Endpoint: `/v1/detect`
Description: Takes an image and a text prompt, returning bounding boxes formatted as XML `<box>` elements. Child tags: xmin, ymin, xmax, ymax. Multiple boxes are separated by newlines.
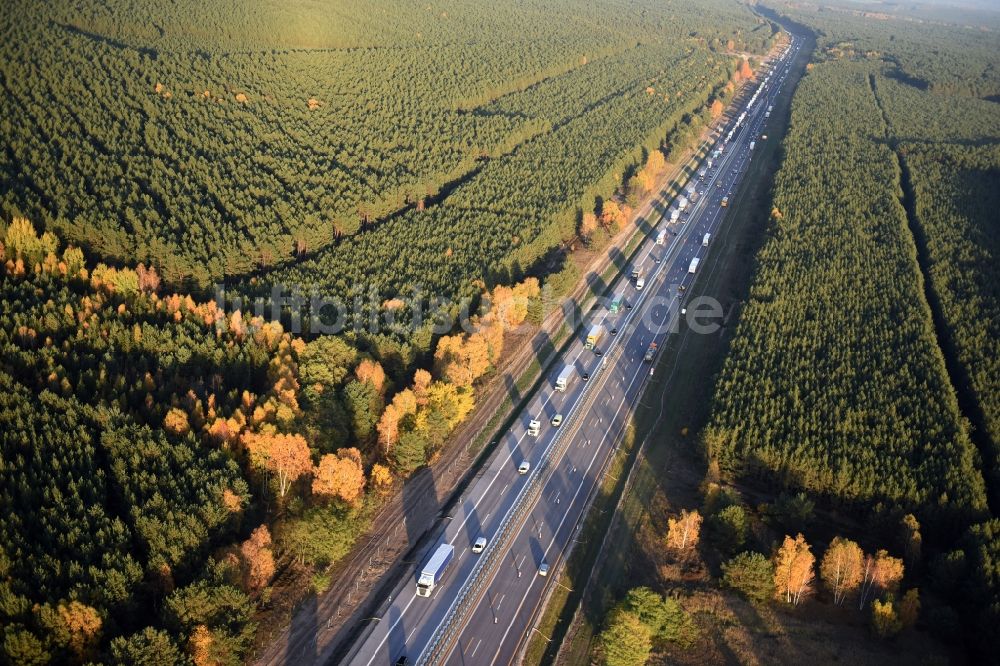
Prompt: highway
<box><xmin>342</xmin><ymin>35</ymin><xmax>802</xmax><ymax>666</ymax></box>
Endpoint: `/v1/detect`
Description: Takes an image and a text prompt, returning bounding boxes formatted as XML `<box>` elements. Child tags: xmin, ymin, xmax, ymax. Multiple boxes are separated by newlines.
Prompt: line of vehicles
<box><xmin>377</xmin><ymin>35</ymin><xmax>801</xmax><ymax>666</ymax></box>
<box><xmin>411</xmin><ymin>33</ymin><xmax>795</xmax><ymax>607</ymax></box>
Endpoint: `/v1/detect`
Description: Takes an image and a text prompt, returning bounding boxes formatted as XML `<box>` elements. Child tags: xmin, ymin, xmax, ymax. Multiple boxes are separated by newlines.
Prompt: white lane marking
<box><xmin>495</xmin><ymin>594</ymin><xmax>505</xmax><ymax>612</ymax></box>
<box><xmin>362</xmin><ymin>594</ymin><xmax>417</xmax><ymax>666</ymax></box>
<box><xmin>488</xmin><ymin>368</ymin><xmax>638</xmax><ymax>662</ymax></box>
<box><xmin>470</xmin><ymin>638</ymin><xmax>482</xmax><ymax>659</ymax></box>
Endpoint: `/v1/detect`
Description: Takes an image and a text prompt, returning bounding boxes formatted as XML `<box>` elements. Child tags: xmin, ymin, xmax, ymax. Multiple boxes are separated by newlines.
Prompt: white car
<box><xmin>472</xmin><ymin>537</ymin><xmax>487</xmax><ymax>554</ymax></box>
<box><xmin>551</xmin><ymin>414</ymin><xmax>563</xmax><ymax>427</ymax></box>
<box><xmin>518</xmin><ymin>461</ymin><xmax>531</xmax><ymax>475</ymax></box>
<box><xmin>538</xmin><ymin>562</ymin><xmax>550</xmax><ymax>577</ymax></box>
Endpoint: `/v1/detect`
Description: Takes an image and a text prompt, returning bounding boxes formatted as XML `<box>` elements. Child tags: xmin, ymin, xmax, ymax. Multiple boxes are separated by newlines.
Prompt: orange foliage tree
<box><xmin>188</xmin><ymin>624</ymin><xmax>214</xmax><ymax>666</ymax></box>
<box><xmin>243</xmin><ymin>432</ymin><xmax>312</xmax><ymax>498</ymax></box>
<box><xmin>312</xmin><ymin>448</ymin><xmax>366</xmax><ymax>504</ymax></box>
<box><xmin>858</xmin><ymin>549</ymin><xmax>904</xmax><ymax>609</ymax></box>
<box><xmin>240</xmin><ymin>525</ymin><xmax>275</xmax><ymax>591</ymax></box>
<box><xmin>56</xmin><ymin>601</ymin><xmax>102</xmax><ymax>662</ymax></box>
<box><xmin>355</xmin><ymin>359</ymin><xmax>386</xmax><ymax>394</ymax></box>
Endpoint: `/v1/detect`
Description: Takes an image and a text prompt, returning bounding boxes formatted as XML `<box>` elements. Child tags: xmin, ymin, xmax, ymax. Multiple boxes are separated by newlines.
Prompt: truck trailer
<box><xmin>555</xmin><ymin>366</ymin><xmax>573</xmax><ymax>392</ymax></box>
<box><xmin>703</xmin><ymin>233</ymin><xmax>711</xmax><ymax>247</ymax></box>
<box><xmin>644</xmin><ymin>342</ymin><xmax>657</xmax><ymax>363</ymax></box>
<box><xmin>656</xmin><ymin>229</ymin><xmax>667</xmax><ymax>245</ymax></box>
<box><xmin>688</xmin><ymin>257</ymin><xmax>700</xmax><ymax>274</ymax></box>
<box><xmin>585</xmin><ymin>325</ymin><xmax>604</xmax><ymax>349</ymax></box>
<box><xmin>670</xmin><ymin>208</ymin><xmax>680</xmax><ymax>222</ymax></box>
<box><xmin>416</xmin><ymin>544</ymin><xmax>455</xmax><ymax>597</ymax></box>
<box><xmin>677</xmin><ymin>195</ymin><xmax>688</xmax><ymax>211</ymax></box>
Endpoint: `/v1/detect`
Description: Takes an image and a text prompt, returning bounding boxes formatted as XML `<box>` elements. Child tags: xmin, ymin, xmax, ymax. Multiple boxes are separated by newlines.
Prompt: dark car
<box><xmin>625</xmin><ymin>301</ymin><xmax>634</xmax><ymax>310</ymax></box>
<box><xmin>610</xmin><ymin>327</ymin><xmax>618</xmax><ymax>336</ymax></box>
<box><xmin>582</xmin><ymin>371</ymin><xmax>590</xmax><ymax>381</ymax></box>
<box><xmin>594</xmin><ymin>348</ymin><xmax>604</xmax><ymax>357</ymax></box>
<box><xmin>396</xmin><ymin>658</ymin><xmax>409</xmax><ymax>666</ymax></box>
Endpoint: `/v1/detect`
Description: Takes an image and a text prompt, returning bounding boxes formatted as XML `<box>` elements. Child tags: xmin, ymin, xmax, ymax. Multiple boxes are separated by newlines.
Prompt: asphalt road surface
<box><xmin>342</xmin><ymin>36</ymin><xmax>802</xmax><ymax>666</ymax></box>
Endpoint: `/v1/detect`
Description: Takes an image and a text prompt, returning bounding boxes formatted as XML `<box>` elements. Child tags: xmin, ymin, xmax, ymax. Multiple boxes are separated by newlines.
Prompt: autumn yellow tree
<box><xmin>243</xmin><ymin>431</ymin><xmax>312</xmax><ymax>498</ymax></box>
<box><xmin>188</xmin><ymin>625</ymin><xmax>214</xmax><ymax>666</ymax></box>
<box><xmin>773</xmin><ymin>533</ymin><xmax>815</xmax><ymax>606</ymax></box>
<box><xmin>54</xmin><ymin>601</ymin><xmax>102</xmax><ymax>662</ymax></box>
<box><xmin>312</xmin><ymin>448</ymin><xmax>366</xmax><ymax>504</ymax></box>
<box><xmin>871</xmin><ymin>597</ymin><xmax>901</xmax><ymax>637</ymax></box>
<box><xmin>709</xmin><ymin>98</ymin><xmax>724</xmax><ymax>119</ymax></box>
<box><xmin>164</xmin><ymin>407</ymin><xmax>191</xmax><ymax>437</ymax></box>
<box><xmin>426</xmin><ymin>381</ymin><xmax>476</xmax><ymax>430</ymax></box>
<box><xmin>601</xmin><ymin>200</ymin><xmax>626</xmax><ymax>231</ymax></box>
<box><xmin>355</xmin><ymin>359</ymin><xmax>386</xmax><ymax>394</ymax></box>
<box><xmin>376</xmin><ymin>388</ymin><xmax>418</xmax><ymax>450</ymax></box>
<box><xmin>820</xmin><ymin>537</ymin><xmax>864</xmax><ymax>605</ymax></box>
<box><xmin>412</xmin><ymin>369</ymin><xmax>432</xmax><ymax>405</ymax></box>
<box><xmin>240</xmin><ymin>525</ymin><xmax>275</xmax><ymax>592</ymax></box>
<box><xmin>665</xmin><ymin>509</ymin><xmax>702</xmax><ymax>555</ymax></box>
<box><xmin>370</xmin><ymin>463</ymin><xmax>393</xmax><ymax>494</ymax></box>
<box><xmin>858</xmin><ymin>550</ymin><xmax>904</xmax><ymax>609</ymax></box>
<box><xmin>434</xmin><ymin>332</ymin><xmax>490</xmax><ymax>387</ymax></box>
<box><xmin>738</xmin><ymin>59</ymin><xmax>753</xmax><ymax>80</ymax></box>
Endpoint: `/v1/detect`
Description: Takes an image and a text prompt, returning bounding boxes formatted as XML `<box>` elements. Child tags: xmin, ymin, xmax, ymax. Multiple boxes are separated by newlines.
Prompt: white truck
<box><xmin>677</xmin><ymin>195</ymin><xmax>688</xmax><ymax>211</ymax></box>
<box><xmin>749</xmin><ymin>141</ymin><xmax>756</xmax><ymax>151</ymax></box>
<box><xmin>555</xmin><ymin>366</ymin><xmax>573</xmax><ymax>392</ymax></box>
<box><xmin>670</xmin><ymin>208</ymin><xmax>680</xmax><ymax>222</ymax></box>
<box><xmin>416</xmin><ymin>544</ymin><xmax>455</xmax><ymax>597</ymax></box>
<box><xmin>636</xmin><ymin>275</ymin><xmax>646</xmax><ymax>290</ymax></box>
<box><xmin>528</xmin><ymin>418</ymin><xmax>541</xmax><ymax>436</ymax></box>
<box><xmin>703</xmin><ymin>233</ymin><xmax>711</xmax><ymax>247</ymax></box>
<box><xmin>656</xmin><ymin>229</ymin><xmax>667</xmax><ymax>245</ymax></box>
<box><xmin>688</xmin><ymin>257</ymin><xmax>700</xmax><ymax>274</ymax></box>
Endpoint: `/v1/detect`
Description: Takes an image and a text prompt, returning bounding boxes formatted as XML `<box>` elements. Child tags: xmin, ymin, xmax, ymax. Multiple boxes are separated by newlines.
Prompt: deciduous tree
<box><xmin>240</xmin><ymin>525</ymin><xmax>275</xmax><ymax>592</ymax></box>
<box><xmin>773</xmin><ymin>533</ymin><xmax>815</xmax><ymax>606</ymax></box>
<box><xmin>859</xmin><ymin>549</ymin><xmax>904</xmax><ymax>609</ymax></box>
<box><xmin>52</xmin><ymin>601</ymin><xmax>102</xmax><ymax>662</ymax></box>
<box><xmin>243</xmin><ymin>432</ymin><xmax>312</xmax><ymax>498</ymax></box>
<box><xmin>820</xmin><ymin>537</ymin><xmax>864</xmax><ymax>605</ymax></box>
<box><xmin>312</xmin><ymin>448</ymin><xmax>366</xmax><ymax>504</ymax></box>
<box><xmin>871</xmin><ymin>597</ymin><xmax>902</xmax><ymax>638</ymax></box>
<box><xmin>666</xmin><ymin>509</ymin><xmax>702</xmax><ymax>555</ymax></box>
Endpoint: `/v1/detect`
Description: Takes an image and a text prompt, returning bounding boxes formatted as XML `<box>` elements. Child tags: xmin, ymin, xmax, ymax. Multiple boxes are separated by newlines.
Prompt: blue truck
<box><xmin>416</xmin><ymin>543</ymin><xmax>455</xmax><ymax>597</ymax></box>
